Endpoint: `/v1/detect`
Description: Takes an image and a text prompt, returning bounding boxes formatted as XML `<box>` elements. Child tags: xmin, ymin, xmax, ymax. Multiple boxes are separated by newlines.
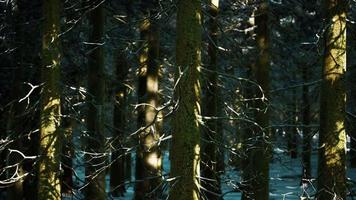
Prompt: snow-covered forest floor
<box><xmin>65</xmin><ymin>134</ymin><xmax>356</xmax><ymax>200</ymax></box>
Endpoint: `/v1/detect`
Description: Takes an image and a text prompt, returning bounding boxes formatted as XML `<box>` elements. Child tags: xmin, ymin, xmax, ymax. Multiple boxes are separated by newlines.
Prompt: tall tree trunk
<box><xmin>61</xmin><ymin>117</ymin><xmax>74</xmax><ymax>195</ymax></box>
<box><xmin>302</xmin><ymin>65</ymin><xmax>311</xmax><ymax>181</ymax></box>
<box><xmin>38</xmin><ymin>0</ymin><xmax>62</xmax><ymax>199</ymax></box>
<box><xmin>135</xmin><ymin>3</ymin><xmax>162</xmax><ymax>198</ymax></box>
<box><xmin>317</xmin><ymin>0</ymin><xmax>347</xmax><ymax>199</ymax></box>
<box><xmin>170</xmin><ymin>0</ymin><xmax>202</xmax><ymax>199</ymax></box>
<box><xmin>6</xmin><ymin>1</ymin><xmax>24</xmax><ymax>199</ymax></box>
<box><xmin>84</xmin><ymin>1</ymin><xmax>106</xmax><ymax>199</ymax></box>
<box><xmin>201</xmin><ymin>0</ymin><xmax>221</xmax><ymax>199</ymax></box>
<box><xmin>110</xmin><ymin>51</ymin><xmax>128</xmax><ymax>197</ymax></box>
<box><xmin>242</xmin><ymin>1</ymin><xmax>270</xmax><ymax>199</ymax></box>
<box><xmin>348</xmin><ymin>63</ymin><xmax>356</xmax><ymax>168</ymax></box>
<box><xmin>287</xmin><ymin>87</ymin><xmax>298</xmax><ymax>159</ymax></box>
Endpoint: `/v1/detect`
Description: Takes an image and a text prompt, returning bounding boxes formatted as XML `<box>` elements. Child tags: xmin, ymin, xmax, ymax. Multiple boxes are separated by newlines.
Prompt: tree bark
<box><xmin>317</xmin><ymin>0</ymin><xmax>347</xmax><ymax>199</ymax></box>
<box><xmin>110</xmin><ymin>51</ymin><xmax>128</xmax><ymax>197</ymax></box>
<box><xmin>302</xmin><ymin>64</ymin><xmax>311</xmax><ymax>182</ymax></box>
<box><xmin>38</xmin><ymin>0</ymin><xmax>62</xmax><ymax>199</ymax></box>
<box><xmin>242</xmin><ymin>1</ymin><xmax>270</xmax><ymax>199</ymax></box>
<box><xmin>201</xmin><ymin>0</ymin><xmax>221</xmax><ymax>199</ymax></box>
<box><xmin>170</xmin><ymin>0</ymin><xmax>202</xmax><ymax>199</ymax></box>
<box><xmin>135</xmin><ymin>3</ymin><xmax>162</xmax><ymax>198</ymax></box>
<box><xmin>84</xmin><ymin>1</ymin><xmax>107</xmax><ymax>199</ymax></box>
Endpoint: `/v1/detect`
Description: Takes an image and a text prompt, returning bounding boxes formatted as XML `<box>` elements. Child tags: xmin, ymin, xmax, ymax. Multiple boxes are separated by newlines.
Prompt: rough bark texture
<box><xmin>317</xmin><ymin>0</ymin><xmax>347</xmax><ymax>199</ymax></box>
<box><xmin>84</xmin><ymin>2</ymin><xmax>106</xmax><ymax>200</ymax></box>
<box><xmin>170</xmin><ymin>0</ymin><xmax>202</xmax><ymax>199</ymax></box>
<box><xmin>201</xmin><ymin>0</ymin><xmax>221</xmax><ymax>199</ymax></box>
<box><xmin>242</xmin><ymin>1</ymin><xmax>270</xmax><ymax>200</ymax></box>
<box><xmin>110</xmin><ymin>52</ymin><xmax>128</xmax><ymax>197</ymax></box>
<box><xmin>38</xmin><ymin>0</ymin><xmax>62</xmax><ymax>199</ymax></box>
<box><xmin>135</xmin><ymin>2</ymin><xmax>162</xmax><ymax>199</ymax></box>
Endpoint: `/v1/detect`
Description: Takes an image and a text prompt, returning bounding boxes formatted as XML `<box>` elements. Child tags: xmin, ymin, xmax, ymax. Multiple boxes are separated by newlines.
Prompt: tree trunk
<box><xmin>302</xmin><ymin>64</ymin><xmax>311</xmax><ymax>182</ymax></box>
<box><xmin>84</xmin><ymin>1</ymin><xmax>107</xmax><ymax>199</ymax></box>
<box><xmin>170</xmin><ymin>0</ymin><xmax>202</xmax><ymax>199</ymax></box>
<box><xmin>110</xmin><ymin>51</ymin><xmax>128</xmax><ymax>197</ymax></box>
<box><xmin>61</xmin><ymin>117</ymin><xmax>74</xmax><ymax>195</ymax></box>
<box><xmin>135</xmin><ymin>3</ymin><xmax>162</xmax><ymax>198</ymax></box>
<box><xmin>6</xmin><ymin>1</ymin><xmax>25</xmax><ymax>198</ymax></box>
<box><xmin>242</xmin><ymin>1</ymin><xmax>270</xmax><ymax>199</ymax></box>
<box><xmin>201</xmin><ymin>0</ymin><xmax>221</xmax><ymax>199</ymax></box>
<box><xmin>317</xmin><ymin>0</ymin><xmax>347</xmax><ymax>199</ymax></box>
<box><xmin>287</xmin><ymin>87</ymin><xmax>298</xmax><ymax>159</ymax></box>
<box><xmin>38</xmin><ymin>0</ymin><xmax>62</xmax><ymax>199</ymax></box>
<box><xmin>348</xmin><ymin>63</ymin><xmax>356</xmax><ymax>168</ymax></box>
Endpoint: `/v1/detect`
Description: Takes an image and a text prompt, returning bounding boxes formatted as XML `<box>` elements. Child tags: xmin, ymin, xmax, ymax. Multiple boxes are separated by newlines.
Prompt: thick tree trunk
<box><xmin>242</xmin><ymin>1</ymin><xmax>270</xmax><ymax>199</ymax></box>
<box><xmin>38</xmin><ymin>0</ymin><xmax>62</xmax><ymax>199</ymax></box>
<box><xmin>135</xmin><ymin>4</ymin><xmax>162</xmax><ymax>198</ymax></box>
<box><xmin>317</xmin><ymin>0</ymin><xmax>347</xmax><ymax>199</ymax></box>
<box><xmin>201</xmin><ymin>0</ymin><xmax>221</xmax><ymax>199</ymax></box>
<box><xmin>170</xmin><ymin>0</ymin><xmax>202</xmax><ymax>199</ymax></box>
<box><xmin>84</xmin><ymin>1</ymin><xmax>107</xmax><ymax>200</ymax></box>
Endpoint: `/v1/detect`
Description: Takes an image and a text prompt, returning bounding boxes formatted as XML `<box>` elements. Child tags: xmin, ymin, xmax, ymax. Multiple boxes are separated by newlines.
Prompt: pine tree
<box><xmin>135</xmin><ymin>1</ymin><xmax>162</xmax><ymax>199</ymax></box>
<box><xmin>242</xmin><ymin>1</ymin><xmax>270</xmax><ymax>199</ymax></box>
<box><xmin>84</xmin><ymin>1</ymin><xmax>107</xmax><ymax>199</ymax></box>
<box><xmin>317</xmin><ymin>0</ymin><xmax>347</xmax><ymax>199</ymax></box>
<box><xmin>170</xmin><ymin>0</ymin><xmax>202</xmax><ymax>199</ymax></box>
<box><xmin>37</xmin><ymin>0</ymin><xmax>62</xmax><ymax>199</ymax></box>
<box><xmin>110</xmin><ymin>51</ymin><xmax>128</xmax><ymax>197</ymax></box>
<box><xmin>201</xmin><ymin>0</ymin><xmax>221</xmax><ymax>199</ymax></box>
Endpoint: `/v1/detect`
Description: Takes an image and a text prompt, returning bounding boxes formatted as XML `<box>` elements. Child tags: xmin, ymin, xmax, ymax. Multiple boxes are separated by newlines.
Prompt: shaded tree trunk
<box><xmin>242</xmin><ymin>1</ymin><xmax>270</xmax><ymax>199</ymax></box>
<box><xmin>317</xmin><ymin>0</ymin><xmax>347</xmax><ymax>199</ymax></box>
<box><xmin>201</xmin><ymin>0</ymin><xmax>221</xmax><ymax>199</ymax></box>
<box><xmin>348</xmin><ymin>63</ymin><xmax>356</xmax><ymax>168</ymax></box>
<box><xmin>135</xmin><ymin>2</ymin><xmax>162</xmax><ymax>198</ymax></box>
<box><xmin>6</xmin><ymin>1</ymin><xmax>25</xmax><ymax>199</ymax></box>
<box><xmin>169</xmin><ymin>0</ymin><xmax>202</xmax><ymax>199</ymax></box>
<box><xmin>84</xmin><ymin>1</ymin><xmax>106</xmax><ymax>199</ymax></box>
<box><xmin>37</xmin><ymin>0</ymin><xmax>62</xmax><ymax>199</ymax></box>
<box><xmin>287</xmin><ymin>87</ymin><xmax>298</xmax><ymax>159</ymax></box>
<box><xmin>110</xmin><ymin>51</ymin><xmax>128</xmax><ymax>197</ymax></box>
<box><xmin>61</xmin><ymin>117</ymin><xmax>74</xmax><ymax>195</ymax></box>
<box><xmin>302</xmin><ymin>65</ymin><xmax>311</xmax><ymax>182</ymax></box>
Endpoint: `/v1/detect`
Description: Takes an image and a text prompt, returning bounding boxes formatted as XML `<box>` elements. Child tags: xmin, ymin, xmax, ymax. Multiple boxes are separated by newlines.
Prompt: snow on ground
<box><xmin>65</xmin><ymin>139</ymin><xmax>356</xmax><ymax>200</ymax></box>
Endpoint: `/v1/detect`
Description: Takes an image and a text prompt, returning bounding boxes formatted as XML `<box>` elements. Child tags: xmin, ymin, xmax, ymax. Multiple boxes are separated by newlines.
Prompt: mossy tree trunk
<box><xmin>135</xmin><ymin>2</ymin><xmax>162</xmax><ymax>198</ymax></box>
<box><xmin>201</xmin><ymin>0</ymin><xmax>221</xmax><ymax>199</ymax></box>
<box><xmin>317</xmin><ymin>0</ymin><xmax>347</xmax><ymax>199</ymax></box>
<box><xmin>38</xmin><ymin>0</ymin><xmax>62</xmax><ymax>199</ymax></box>
<box><xmin>170</xmin><ymin>0</ymin><xmax>202</xmax><ymax>199</ymax></box>
<box><xmin>84</xmin><ymin>1</ymin><xmax>106</xmax><ymax>200</ymax></box>
<box><xmin>242</xmin><ymin>1</ymin><xmax>270</xmax><ymax>199</ymax></box>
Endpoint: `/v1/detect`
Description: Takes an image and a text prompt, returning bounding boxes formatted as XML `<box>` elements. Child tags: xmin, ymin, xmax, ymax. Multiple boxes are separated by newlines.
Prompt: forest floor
<box><xmin>66</xmin><ymin>134</ymin><xmax>356</xmax><ymax>200</ymax></box>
